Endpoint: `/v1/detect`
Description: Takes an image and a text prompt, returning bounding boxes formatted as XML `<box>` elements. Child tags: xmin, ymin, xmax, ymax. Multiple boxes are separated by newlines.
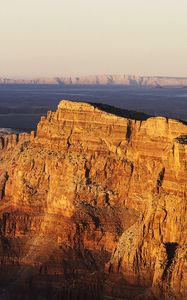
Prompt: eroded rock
<box><xmin>0</xmin><ymin>100</ymin><xmax>186</xmax><ymax>299</ymax></box>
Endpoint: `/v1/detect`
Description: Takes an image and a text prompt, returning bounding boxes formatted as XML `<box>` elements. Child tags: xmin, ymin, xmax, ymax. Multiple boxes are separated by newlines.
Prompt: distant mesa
<box><xmin>1</xmin><ymin>74</ymin><xmax>187</xmax><ymax>87</ymax></box>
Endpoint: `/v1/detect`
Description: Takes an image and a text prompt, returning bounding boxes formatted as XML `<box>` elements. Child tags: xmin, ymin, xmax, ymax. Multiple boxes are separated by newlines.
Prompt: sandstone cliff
<box><xmin>0</xmin><ymin>100</ymin><xmax>186</xmax><ymax>300</ymax></box>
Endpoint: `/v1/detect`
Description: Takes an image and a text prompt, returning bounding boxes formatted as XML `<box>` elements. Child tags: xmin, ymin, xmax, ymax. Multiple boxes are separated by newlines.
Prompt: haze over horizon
<box><xmin>1</xmin><ymin>0</ymin><xmax>187</xmax><ymax>78</ymax></box>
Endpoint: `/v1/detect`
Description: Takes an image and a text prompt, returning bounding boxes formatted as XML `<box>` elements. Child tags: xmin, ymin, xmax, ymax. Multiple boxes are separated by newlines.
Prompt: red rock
<box><xmin>0</xmin><ymin>100</ymin><xmax>186</xmax><ymax>299</ymax></box>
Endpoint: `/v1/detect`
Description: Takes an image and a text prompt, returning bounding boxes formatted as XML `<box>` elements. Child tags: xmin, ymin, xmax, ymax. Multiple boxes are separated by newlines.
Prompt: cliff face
<box><xmin>0</xmin><ymin>100</ymin><xmax>186</xmax><ymax>300</ymax></box>
<box><xmin>1</xmin><ymin>74</ymin><xmax>187</xmax><ymax>86</ymax></box>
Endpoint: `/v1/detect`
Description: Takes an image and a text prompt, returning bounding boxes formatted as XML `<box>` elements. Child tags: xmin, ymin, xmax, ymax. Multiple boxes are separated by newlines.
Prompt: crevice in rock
<box><xmin>105</xmin><ymin>193</ymin><xmax>110</xmax><ymax>206</ymax></box>
<box><xmin>127</xmin><ymin>162</ymin><xmax>134</xmax><ymax>196</ymax></box>
<box><xmin>85</xmin><ymin>167</ymin><xmax>91</xmax><ymax>185</ymax></box>
<box><xmin>162</xmin><ymin>242</ymin><xmax>178</xmax><ymax>279</ymax></box>
<box><xmin>84</xmin><ymin>162</ymin><xmax>91</xmax><ymax>185</ymax></box>
<box><xmin>2</xmin><ymin>212</ymin><xmax>10</xmax><ymax>235</ymax></box>
<box><xmin>130</xmin><ymin>162</ymin><xmax>134</xmax><ymax>176</ymax></box>
<box><xmin>126</xmin><ymin>120</ymin><xmax>132</xmax><ymax>142</ymax></box>
<box><xmin>156</xmin><ymin>167</ymin><xmax>165</xmax><ymax>192</ymax></box>
<box><xmin>0</xmin><ymin>137</ymin><xmax>5</xmax><ymax>149</ymax></box>
<box><xmin>0</xmin><ymin>172</ymin><xmax>9</xmax><ymax>200</ymax></box>
<box><xmin>67</xmin><ymin>129</ymin><xmax>73</xmax><ymax>148</ymax></box>
<box><xmin>88</xmin><ymin>213</ymin><xmax>101</xmax><ymax>229</ymax></box>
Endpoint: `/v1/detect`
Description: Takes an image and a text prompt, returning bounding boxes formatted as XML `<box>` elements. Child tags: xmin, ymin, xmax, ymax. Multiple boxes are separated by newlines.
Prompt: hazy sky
<box><xmin>0</xmin><ymin>0</ymin><xmax>187</xmax><ymax>78</ymax></box>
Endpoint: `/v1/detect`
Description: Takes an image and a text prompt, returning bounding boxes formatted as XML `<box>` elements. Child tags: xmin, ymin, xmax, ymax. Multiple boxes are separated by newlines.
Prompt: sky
<box><xmin>0</xmin><ymin>0</ymin><xmax>187</xmax><ymax>78</ymax></box>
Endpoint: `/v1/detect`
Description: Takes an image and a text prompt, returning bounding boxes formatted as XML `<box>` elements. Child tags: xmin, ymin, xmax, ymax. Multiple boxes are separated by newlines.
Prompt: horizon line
<box><xmin>1</xmin><ymin>73</ymin><xmax>187</xmax><ymax>80</ymax></box>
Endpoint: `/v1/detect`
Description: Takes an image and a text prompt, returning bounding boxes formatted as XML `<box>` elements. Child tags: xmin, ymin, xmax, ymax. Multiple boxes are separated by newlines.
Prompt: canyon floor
<box><xmin>0</xmin><ymin>100</ymin><xmax>186</xmax><ymax>299</ymax></box>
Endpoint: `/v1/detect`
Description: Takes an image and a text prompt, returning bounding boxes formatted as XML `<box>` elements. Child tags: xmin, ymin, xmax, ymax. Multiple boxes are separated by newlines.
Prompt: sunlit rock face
<box><xmin>0</xmin><ymin>100</ymin><xmax>186</xmax><ymax>300</ymax></box>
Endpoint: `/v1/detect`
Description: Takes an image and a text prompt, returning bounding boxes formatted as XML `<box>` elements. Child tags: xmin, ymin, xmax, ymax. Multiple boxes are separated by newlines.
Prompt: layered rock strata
<box><xmin>1</xmin><ymin>75</ymin><xmax>187</xmax><ymax>86</ymax></box>
<box><xmin>0</xmin><ymin>100</ymin><xmax>186</xmax><ymax>300</ymax></box>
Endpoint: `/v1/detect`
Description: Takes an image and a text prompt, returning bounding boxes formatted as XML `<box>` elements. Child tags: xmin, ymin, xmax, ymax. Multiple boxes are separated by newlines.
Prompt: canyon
<box><xmin>0</xmin><ymin>100</ymin><xmax>186</xmax><ymax>299</ymax></box>
<box><xmin>1</xmin><ymin>75</ymin><xmax>187</xmax><ymax>87</ymax></box>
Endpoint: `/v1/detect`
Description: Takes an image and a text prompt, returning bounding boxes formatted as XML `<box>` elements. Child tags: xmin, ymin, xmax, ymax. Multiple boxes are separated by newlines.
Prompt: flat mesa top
<box><xmin>57</xmin><ymin>100</ymin><xmax>187</xmax><ymax>127</ymax></box>
<box><xmin>58</xmin><ymin>100</ymin><xmax>95</xmax><ymax>112</ymax></box>
<box><xmin>57</xmin><ymin>100</ymin><xmax>127</xmax><ymax>121</ymax></box>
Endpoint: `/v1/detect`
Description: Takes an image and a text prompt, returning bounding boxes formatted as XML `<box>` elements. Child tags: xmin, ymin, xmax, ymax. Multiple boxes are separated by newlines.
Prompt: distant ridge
<box><xmin>1</xmin><ymin>74</ymin><xmax>187</xmax><ymax>87</ymax></box>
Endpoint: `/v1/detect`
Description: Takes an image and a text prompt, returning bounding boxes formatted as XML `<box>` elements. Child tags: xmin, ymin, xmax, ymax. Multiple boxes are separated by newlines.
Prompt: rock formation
<box><xmin>1</xmin><ymin>74</ymin><xmax>187</xmax><ymax>87</ymax></box>
<box><xmin>0</xmin><ymin>100</ymin><xmax>186</xmax><ymax>299</ymax></box>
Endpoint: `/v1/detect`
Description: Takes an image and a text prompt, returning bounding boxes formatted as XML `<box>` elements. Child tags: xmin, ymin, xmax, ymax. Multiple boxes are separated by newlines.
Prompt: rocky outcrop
<box><xmin>0</xmin><ymin>100</ymin><xmax>186</xmax><ymax>299</ymax></box>
<box><xmin>1</xmin><ymin>75</ymin><xmax>187</xmax><ymax>86</ymax></box>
